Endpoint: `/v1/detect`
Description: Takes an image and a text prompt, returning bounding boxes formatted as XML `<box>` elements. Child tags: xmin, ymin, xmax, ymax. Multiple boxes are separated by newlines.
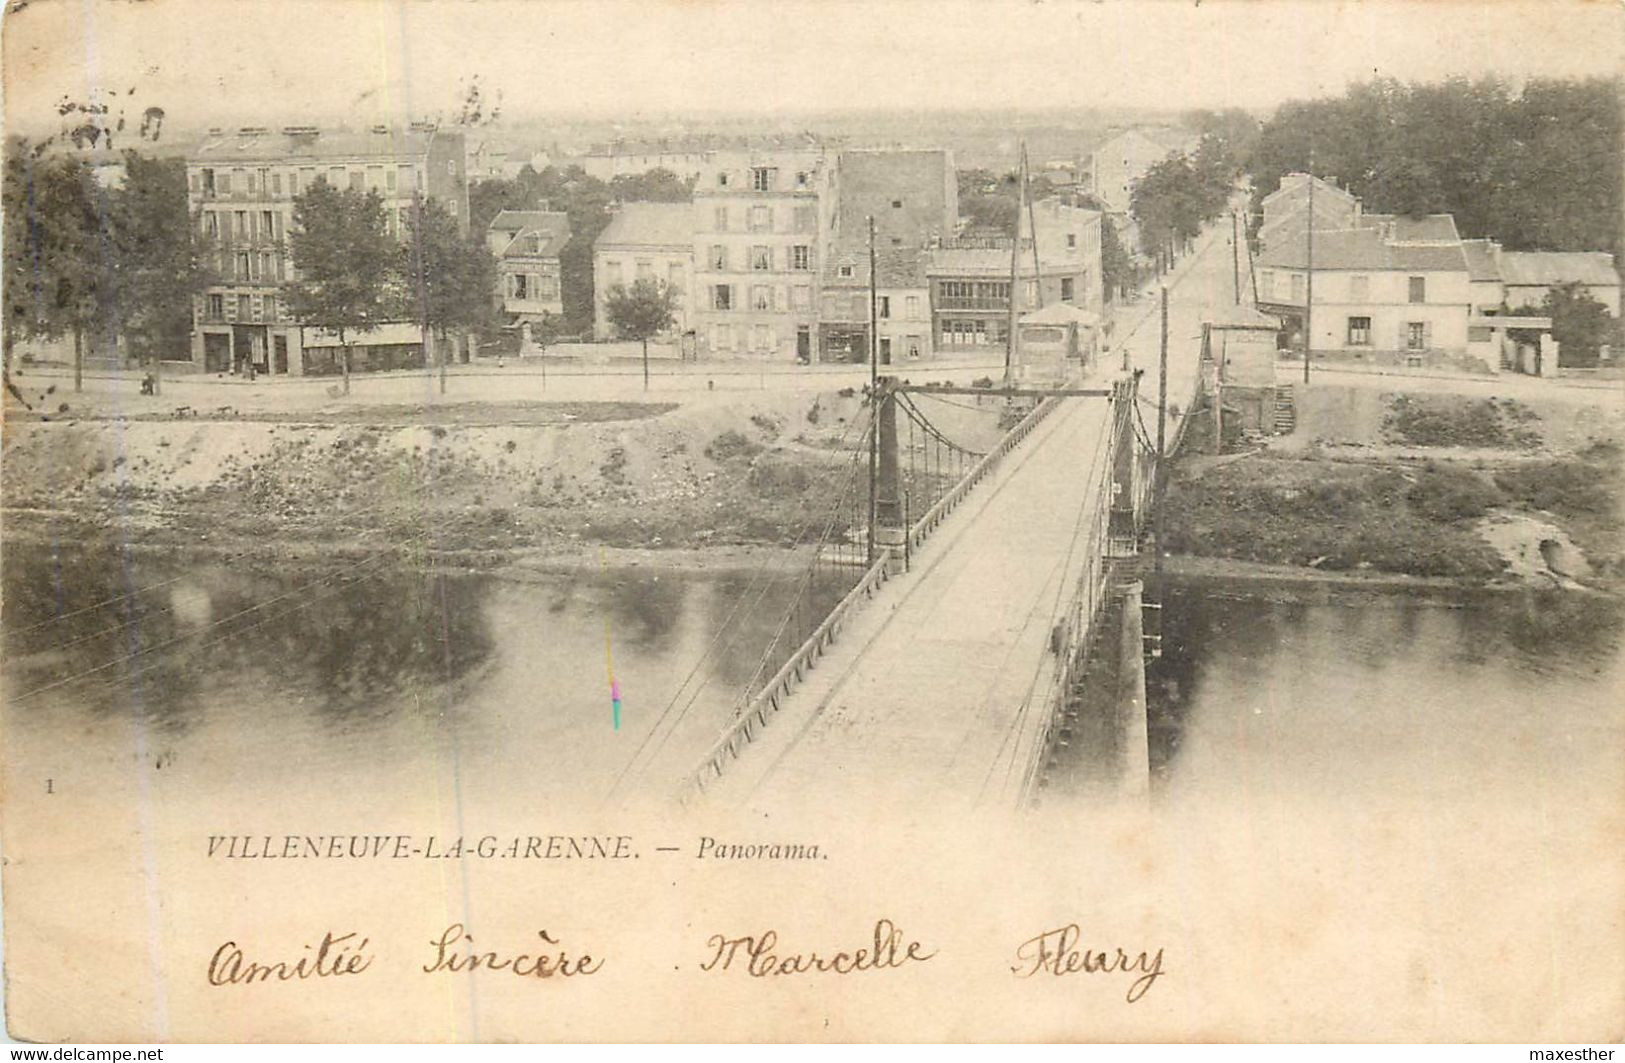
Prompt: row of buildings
<box><xmin>182</xmin><ymin>126</ymin><xmax>1106</xmax><ymax>374</ymax></box>
<box><xmin>1254</xmin><ymin>172</ymin><xmax>1620</xmax><ymax>373</ymax></box>
<box><xmin>581</xmin><ymin>147</ymin><xmax>1104</xmax><ymax>364</ymax></box>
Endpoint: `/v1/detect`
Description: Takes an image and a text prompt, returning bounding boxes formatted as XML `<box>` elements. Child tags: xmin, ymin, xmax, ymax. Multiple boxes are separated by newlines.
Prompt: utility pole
<box><xmin>1023</xmin><ymin>142</ymin><xmax>1041</xmax><ymax>302</ymax></box>
<box><xmin>1231</xmin><ymin>209</ymin><xmax>1241</xmax><ymax>305</ymax></box>
<box><xmin>867</xmin><ymin>214</ymin><xmax>880</xmax><ymax>566</ymax></box>
<box><xmin>1004</xmin><ymin>144</ymin><xmax>1023</xmax><ymax>385</ymax></box>
<box><xmin>1154</xmin><ymin>286</ymin><xmax>1168</xmax><ymax>588</ymax></box>
<box><xmin>1303</xmin><ymin>143</ymin><xmax>1314</xmax><ymax>387</ymax></box>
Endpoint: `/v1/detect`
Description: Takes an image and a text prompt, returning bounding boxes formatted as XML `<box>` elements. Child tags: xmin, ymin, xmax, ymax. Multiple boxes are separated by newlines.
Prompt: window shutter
<box><xmin>1397</xmin><ymin>321</ymin><xmax>1409</xmax><ymax>350</ymax></box>
<box><xmin>1423</xmin><ymin>320</ymin><xmax>1432</xmax><ymax>349</ymax></box>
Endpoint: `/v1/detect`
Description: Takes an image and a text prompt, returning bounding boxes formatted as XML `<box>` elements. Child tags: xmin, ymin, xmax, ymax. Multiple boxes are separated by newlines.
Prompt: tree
<box><xmin>284</xmin><ymin>180</ymin><xmax>395</xmax><ymax>394</ymax></box>
<box><xmin>109</xmin><ymin>151</ymin><xmax>210</xmax><ymax>393</ymax></box>
<box><xmin>603</xmin><ymin>277</ymin><xmax>678</xmax><ymax>390</ymax></box>
<box><xmin>608</xmin><ymin>167</ymin><xmax>692</xmax><ymax>204</ymax></box>
<box><xmin>1519</xmin><ymin>283</ymin><xmax>1622</xmax><ymax>369</ymax></box>
<box><xmin>2</xmin><ymin>139</ymin><xmax>114</xmax><ymax>391</ymax></box>
<box><xmin>401</xmin><ymin>193</ymin><xmax>497</xmax><ymax>392</ymax></box>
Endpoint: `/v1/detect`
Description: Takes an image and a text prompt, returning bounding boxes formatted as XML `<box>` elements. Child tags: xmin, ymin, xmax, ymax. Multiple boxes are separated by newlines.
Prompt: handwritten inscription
<box><xmin>422</xmin><ymin>923</ymin><xmax>604</xmax><ymax>978</ymax></box>
<box><xmin>1011</xmin><ymin>924</ymin><xmax>1166</xmax><ymax>1003</ymax></box>
<box><xmin>207</xmin><ymin>931</ymin><xmax>374</xmax><ymax>985</ymax></box>
<box><xmin>700</xmin><ymin>918</ymin><xmax>935</xmax><ymax>977</ymax></box>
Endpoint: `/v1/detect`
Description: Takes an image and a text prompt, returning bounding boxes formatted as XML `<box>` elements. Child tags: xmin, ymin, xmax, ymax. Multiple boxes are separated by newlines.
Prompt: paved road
<box><xmin>691</xmin><ymin>226</ymin><xmax>1239</xmax><ymax>813</ymax></box>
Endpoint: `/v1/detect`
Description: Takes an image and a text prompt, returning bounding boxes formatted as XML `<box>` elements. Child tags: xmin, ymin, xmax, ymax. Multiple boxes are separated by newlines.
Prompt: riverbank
<box><xmin>1</xmin><ymin>384</ymin><xmax>1015</xmax><ymax>568</ymax></box>
<box><xmin>1165</xmin><ymin>383</ymin><xmax>1625</xmax><ymax>594</ymax></box>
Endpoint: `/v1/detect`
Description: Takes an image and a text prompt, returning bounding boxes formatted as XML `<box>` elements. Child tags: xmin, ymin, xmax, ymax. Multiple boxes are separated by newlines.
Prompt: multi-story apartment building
<box><xmin>592</xmin><ymin>202</ymin><xmax>695</xmax><ymax>341</ymax></box>
<box><xmin>186</xmin><ymin>124</ymin><xmax>468</xmax><ymax>375</ymax></box>
<box><xmin>1086</xmin><ymin>127</ymin><xmax>1196</xmax><ymax>214</ymax></box>
<box><xmin>923</xmin><ymin>199</ymin><xmax>1104</xmax><ymax>355</ymax></box>
<box><xmin>690</xmin><ymin>148</ymin><xmax>836</xmax><ymax>362</ymax></box>
<box><xmin>487</xmin><ymin>210</ymin><xmax>570</xmax><ymax>342</ymax></box>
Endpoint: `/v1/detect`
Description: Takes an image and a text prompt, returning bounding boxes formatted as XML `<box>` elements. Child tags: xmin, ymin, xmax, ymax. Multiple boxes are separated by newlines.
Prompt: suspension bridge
<box><xmin>641</xmin><ymin>225</ymin><xmax>1235</xmax><ymax>812</ymax></box>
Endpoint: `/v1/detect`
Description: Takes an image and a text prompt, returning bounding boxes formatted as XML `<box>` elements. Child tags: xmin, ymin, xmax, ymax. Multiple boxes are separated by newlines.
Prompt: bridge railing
<box><xmin>682</xmin><ymin>551</ymin><xmax>891</xmax><ymax>802</ymax></box>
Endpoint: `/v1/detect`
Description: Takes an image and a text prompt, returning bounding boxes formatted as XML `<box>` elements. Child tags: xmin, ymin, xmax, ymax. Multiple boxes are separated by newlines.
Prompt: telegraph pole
<box><xmin>867</xmin><ymin>214</ymin><xmax>880</xmax><ymax>566</ymax></box>
<box><xmin>1004</xmin><ymin>144</ymin><xmax>1024</xmax><ymax>385</ymax></box>
<box><xmin>1231</xmin><ymin>209</ymin><xmax>1242</xmax><ymax>305</ymax></box>
<box><xmin>1154</xmin><ymin>286</ymin><xmax>1169</xmax><ymax>588</ymax></box>
<box><xmin>1303</xmin><ymin>143</ymin><xmax>1315</xmax><ymax>386</ymax></box>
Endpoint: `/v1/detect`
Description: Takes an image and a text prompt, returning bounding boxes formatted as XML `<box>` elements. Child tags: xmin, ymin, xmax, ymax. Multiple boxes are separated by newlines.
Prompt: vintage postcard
<box><xmin>1</xmin><ymin>0</ymin><xmax>1621</xmax><ymax>1044</ymax></box>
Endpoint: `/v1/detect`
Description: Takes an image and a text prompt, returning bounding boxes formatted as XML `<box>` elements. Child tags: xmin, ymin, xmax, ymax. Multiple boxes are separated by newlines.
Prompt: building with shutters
<box><xmin>488</xmin><ymin>210</ymin><xmax>571</xmax><ymax>341</ymax></box>
<box><xmin>689</xmin><ymin>147</ymin><xmax>836</xmax><ymax>361</ymax></box>
<box><xmin>592</xmin><ymin>202</ymin><xmax>695</xmax><ymax>342</ymax></box>
<box><xmin>185</xmin><ymin>124</ymin><xmax>468</xmax><ymax>376</ymax></box>
<box><xmin>1256</xmin><ymin>213</ymin><xmax>1471</xmax><ymax>367</ymax></box>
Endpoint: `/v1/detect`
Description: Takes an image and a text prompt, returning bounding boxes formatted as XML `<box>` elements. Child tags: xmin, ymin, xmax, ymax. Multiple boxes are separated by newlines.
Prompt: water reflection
<box><xmin>1142</xmin><ymin>583</ymin><xmax>1625</xmax><ymax>799</ymax></box>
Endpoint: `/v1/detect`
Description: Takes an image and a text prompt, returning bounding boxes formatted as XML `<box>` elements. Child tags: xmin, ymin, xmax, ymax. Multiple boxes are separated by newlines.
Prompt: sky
<box><xmin>2</xmin><ymin>0</ymin><xmax>1621</xmax><ymax>135</ymax></box>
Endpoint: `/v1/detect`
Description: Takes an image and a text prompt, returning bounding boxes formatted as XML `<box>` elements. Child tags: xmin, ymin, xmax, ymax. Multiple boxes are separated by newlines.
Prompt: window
<box><xmin>709</xmin><ymin>244</ymin><xmax>727</xmax><ymax>270</ymax></box>
<box><xmin>714</xmin><ymin>206</ymin><xmax>728</xmax><ymax>232</ymax></box>
<box><xmin>512</xmin><ymin>273</ymin><xmax>530</xmax><ymax>300</ymax></box>
<box><xmin>751</xmin><ymin>285</ymin><xmax>772</xmax><ymax>311</ymax></box>
<box><xmin>749</xmin><ymin>205</ymin><xmax>771</xmax><ymax>232</ymax></box>
<box><xmin>751</xmin><ymin>246</ymin><xmax>772</xmax><ymax>271</ymax></box>
<box><xmin>259</xmin><ymin>252</ymin><xmax>272</xmax><ymax>279</ymax></box>
<box><xmin>1347</xmin><ymin>316</ymin><xmax>1372</xmax><ymax>346</ymax></box>
<box><xmin>751</xmin><ymin>167</ymin><xmax>772</xmax><ymax>192</ymax></box>
<box><xmin>906</xmin><ymin>335</ymin><xmax>922</xmax><ymax>359</ymax></box>
<box><xmin>1349</xmin><ymin>274</ymin><xmax>1369</xmax><ymax>301</ymax></box>
<box><xmin>668</xmin><ymin>263</ymin><xmax>685</xmax><ymax>295</ymax></box>
<box><xmin>1408</xmin><ymin>276</ymin><xmax>1426</xmax><ymax>303</ymax></box>
<box><xmin>794</xmin><ymin>171</ymin><xmax>809</xmax><ymax>188</ymax></box>
<box><xmin>348</xmin><ymin>170</ymin><xmax>365</xmax><ymax>192</ymax></box>
<box><xmin>712</xmin><ymin>323</ymin><xmax>733</xmax><ymax>350</ymax></box>
<box><xmin>636</xmin><ymin>259</ymin><xmax>654</xmax><ymax>283</ymax></box>
<box><xmin>208</xmin><ymin>294</ymin><xmax>224</xmax><ymax>318</ymax></box>
<box><xmin>604</xmin><ymin>261</ymin><xmax>623</xmax><ymax>289</ymax></box>
<box><xmin>1261</xmin><ymin>271</ymin><xmax>1275</xmax><ymax>301</ymax></box>
<box><xmin>1060</xmin><ymin>277</ymin><xmax>1075</xmax><ymax>302</ymax></box>
<box><xmin>1469</xmin><ymin>326</ymin><xmax>1493</xmax><ymax>343</ymax></box>
<box><xmin>237</xmin><ymin>294</ymin><xmax>251</xmax><ymax>319</ymax></box>
<box><xmin>837</xmin><ymin>265</ymin><xmax>855</xmax><ymax>279</ymax></box>
<box><xmin>752</xmin><ymin>324</ymin><xmax>773</xmax><ymax>350</ymax></box>
<box><xmin>713</xmin><ymin>284</ymin><xmax>733</xmax><ymax>310</ymax></box>
<box><xmin>717</xmin><ymin>171</ymin><xmax>731</xmax><ymax>188</ymax></box>
<box><xmin>275</xmin><ymin>254</ymin><xmax>285</xmax><ymax>281</ymax></box>
<box><xmin>263</xmin><ymin>295</ymin><xmax>276</xmax><ymax>322</ymax></box>
<box><xmin>396</xmin><ymin>165</ymin><xmax>414</xmax><ymax>191</ymax></box>
<box><xmin>1025</xmin><ymin>280</ymin><xmax>1039</xmax><ymax>306</ymax></box>
<box><xmin>386</xmin><ymin>168</ymin><xmax>397</xmax><ymax>191</ymax></box>
<box><xmin>235</xmin><ymin>251</ymin><xmax>250</xmax><ymax>280</ymax></box>
<box><xmin>906</xmin><ymin>295</ymin><xmax>920</xmax><ymax>318</ymax></box>
<box><xmin>261</xmin><ymin>211</ymin><xmax>274</xmax><ymax>238</ymax></box>
<box><xmin>300</xmin><ymin>167</ymin><xmax>316</xmax><ymax>192</ymax></box>
<box><xmin>201</xmin><ymin>168</ymin><xmax>216</xmax><ymax>195</ymax></box>
<box><xmin>792</xmin><ymin>285</ymin><xmax>811</xmax><ymax>311</ymax></box>
<box><xmin>1407</xmin><ymin>321</ymin><xmax>1427</xmax><ymax>350</ymax></box>
<box><xmin>1290</xmin><ymin>273</ymin><xmax>1305</xmax><ymax>303</ymax></box>
<box><xmin>367</xmin><ymin>165</ymin><xmax>384</xmax><ymax>190</ymax></box>
<box><xmin>1067</xmin><ymin>233</ymin><xmax>1077</xmax><ymax>248</ymax></box>
<box><xmin>890</xmin><ymin>199</ymin><xmax>902</xmax><ymax>209</ymax></box>
<box><xmin>791</xmin><ymin>245</ymin><xmax>811</xmax><ymax>271</ymax></box>
<box><xmin>271</xmin><ymin>173</ymin><xmax>282</xmax><ymax>195</ymax></box>
<box><xmin>235</xmin><ymin>211</ymin><xmax>248</xmax><ymax>238</ymax></box>
<box><xmin>218</xmin><ymin>172</ymin><xmax>233</xmax><ymax>195</ymax></box>
<box><xmin>878</xmin><ymin>295</ymin><xmax>891</xmax><ymax>319</ymax></box>
<box><xmin>203</xmin><ymin>212</ymin><xmax>220</xmax><ymax>238</ymax></box>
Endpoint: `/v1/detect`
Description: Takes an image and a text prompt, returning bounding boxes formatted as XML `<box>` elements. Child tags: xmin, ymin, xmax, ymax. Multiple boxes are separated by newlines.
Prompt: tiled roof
<box><xmin>490</xmin><ymin>210</ymin><xmax>571</xmax><ymax>258</ymax></box>
<box><xmin>1460</xmin><ymin>240</ymin><xmax>1502</xmax><ymax>282</ymax></box>
<box><xmin>1361</xmin><ymin>213</ymin><xmax>1461</xmax><ymax>244</ymax></box>
<box><xmin>596</xmin><ymin>202</ymin><xmax>694</xmax><ymax>249</ymax></box>
<box><xmin>1499</xmin><ymin>251</ymin><xmax>1620</xmax><ymax>288</ymax></box>
<box><xmin>1257</xmin><ymin>226</ymin><xmax>1467</xmax><ymax>272</ymax></box>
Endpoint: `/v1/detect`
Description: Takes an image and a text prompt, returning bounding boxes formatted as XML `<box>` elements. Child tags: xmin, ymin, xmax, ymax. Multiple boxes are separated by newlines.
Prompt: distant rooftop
<box><xmin>489</xmin><ymin>210</ymin><xmax>571</xmax><ymax>258</ymax></box>
<box><xmin>1499</xmin><ymin>250</ymin><xmax>1619</xmax><ymax>288</ymax></box>
<box><xmin>189</xmin><ymin>125</ymin><xmax>456</xmax><ymax>163</ymax></box>
<box><xmin>1257</xmin><ymin>226</ymin><xmax>1467</xmax><ymax>273</ymax></box>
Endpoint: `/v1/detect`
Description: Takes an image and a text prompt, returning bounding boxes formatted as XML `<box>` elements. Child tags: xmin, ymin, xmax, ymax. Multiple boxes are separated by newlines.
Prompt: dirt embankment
<box><xmin>2</xmin><ymin>390</ymin><xmax>886</xmax><ymax>561</ymax></box>
<box><xmin>1168</xmin><ymin>385</ymin><xmax>1625</xmax><ymax>591</ymax></box>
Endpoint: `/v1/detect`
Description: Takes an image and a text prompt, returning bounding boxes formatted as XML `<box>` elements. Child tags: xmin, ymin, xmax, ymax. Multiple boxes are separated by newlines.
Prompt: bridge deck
<box><xmin>694</xmin><ymin>225</ymin><xmax>1232</xmax><ymax>814</ymax></box>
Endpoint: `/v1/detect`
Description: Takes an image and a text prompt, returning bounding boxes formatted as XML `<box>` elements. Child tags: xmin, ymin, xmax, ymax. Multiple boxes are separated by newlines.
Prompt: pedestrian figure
<box><xmin>140</xmin><ymin>373</ymin><xmax>156</xmax><ymax>396</ymax></box>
